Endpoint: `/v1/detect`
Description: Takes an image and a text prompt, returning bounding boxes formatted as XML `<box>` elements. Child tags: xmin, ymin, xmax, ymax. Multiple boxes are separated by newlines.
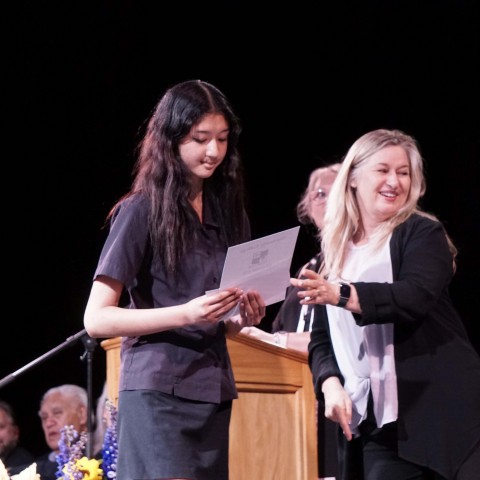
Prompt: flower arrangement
<box><xmin>0</xmin><ymin>401</ymin><xmax>118</xmax><ymax>480</ymax></box>
<box><xmin>55</xmin><ymin>425</ymin><xmax>102</xmax><ymax>480</ymax></box>
<box><xmin>0</xmin><ymin>460</ymin><xmax>40</xmax><ymax>480</ymax></box>
<box><xmin>0</xmin><ymin>461</ymin><xmax>39</xmax><ymax>480</ymax></box>
<box><xmin>98</xmin><ymin>400</ymin><xmax>118</xmax><ymax>479</ymax></box>
<box><xmin>56</xmin><ymin>399</ymin><xmax>118</xmax><ymax>480</ymax></box>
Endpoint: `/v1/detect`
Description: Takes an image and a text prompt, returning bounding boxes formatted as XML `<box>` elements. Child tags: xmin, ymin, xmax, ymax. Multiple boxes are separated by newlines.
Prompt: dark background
<box><xmin>3</xmin><ymin>1</ymin><xmax>479</xmax><ymax>457</ymax></box>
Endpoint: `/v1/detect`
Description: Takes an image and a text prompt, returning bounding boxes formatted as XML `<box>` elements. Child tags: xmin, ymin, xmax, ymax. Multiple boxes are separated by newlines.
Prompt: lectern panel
<box><xmin>101</xmin><ymin>334</ymin><xmax>318</xmax><ymax>480</ymax></box>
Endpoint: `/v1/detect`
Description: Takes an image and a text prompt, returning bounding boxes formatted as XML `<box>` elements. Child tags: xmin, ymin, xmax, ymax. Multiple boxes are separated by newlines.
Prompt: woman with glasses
<box><xmin>242</xmin><ymin>161</ymin><xmax>342</xmax><ymax>479</ymax></box>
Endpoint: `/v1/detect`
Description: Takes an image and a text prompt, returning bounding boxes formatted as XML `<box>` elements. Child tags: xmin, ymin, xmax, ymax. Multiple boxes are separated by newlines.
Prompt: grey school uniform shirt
<box><xmin>94</xmin><ymin>193</ymin><xmax>248</xmax><ymax>404</ymax></box>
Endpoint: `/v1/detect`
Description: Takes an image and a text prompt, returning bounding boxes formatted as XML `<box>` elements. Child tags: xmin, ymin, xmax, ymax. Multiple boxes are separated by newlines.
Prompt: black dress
<box><xmin>272</xmin><ymin>254</ymin><xmax>340</xmax><ymax>479</ymax></box>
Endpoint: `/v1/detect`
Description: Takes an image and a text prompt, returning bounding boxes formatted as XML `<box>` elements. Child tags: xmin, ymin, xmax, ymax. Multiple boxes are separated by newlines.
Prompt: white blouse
<box><xmin>326</xmin><ymin>236</ymin><xmax>398</xmax><ymax>436</ymax></box>
<box><xmin>296</xmin><ymin>304</ymin><xmax>314</xmax><ymax>332</ymax></box>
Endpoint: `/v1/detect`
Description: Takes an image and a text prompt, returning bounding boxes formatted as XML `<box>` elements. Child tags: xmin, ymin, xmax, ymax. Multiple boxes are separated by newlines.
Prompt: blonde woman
<box><xmin>292</xmin><ymin>129</ymin><xmax>480</xmax><ymax>480</ymax></box>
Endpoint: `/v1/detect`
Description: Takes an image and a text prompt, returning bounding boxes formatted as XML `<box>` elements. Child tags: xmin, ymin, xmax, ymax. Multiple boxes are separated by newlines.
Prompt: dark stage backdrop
<box><xmin>4</xmin><ymin>1</ymin><xmax>479</xmax><ymax>457</ymax></box>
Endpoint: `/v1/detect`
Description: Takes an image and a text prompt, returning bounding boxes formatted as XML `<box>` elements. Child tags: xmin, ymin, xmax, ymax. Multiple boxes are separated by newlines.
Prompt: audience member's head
<box><xmin>92</xmin><ymin>382</ymin><xmax>109</xmax><ymax>456</ymax></box>
<box><xmin>38</xmin><ymin>384</ymin><xmax>88</xmax><ymax>453</ymax></box>
<box><xmin>296</xmin><ymin>162</ymin><xmax>341</xmax><ymax>230</ymax></box>
<box><xmin>0</xmin><ymin>399</ymin><xmax>34</xmax><ymax>474</ymax></box>
<box><xmin>0</xmin><ymin>400</ymin><xmax>20</xmax><ymax>461</ymax></box>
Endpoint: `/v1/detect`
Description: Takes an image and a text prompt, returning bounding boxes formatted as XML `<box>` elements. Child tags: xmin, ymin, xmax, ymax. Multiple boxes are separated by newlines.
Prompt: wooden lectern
<box><xmin>101</xmin><ymin>333</ymin><xmax>318</xmax><ymax>480</ymax></box>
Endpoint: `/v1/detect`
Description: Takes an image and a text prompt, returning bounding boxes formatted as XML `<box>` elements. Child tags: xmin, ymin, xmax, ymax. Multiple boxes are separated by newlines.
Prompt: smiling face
<box><xmin>178</xmin><ymin>113</ymin><xmax>229</xmax><ymax>184</ymax></box>
<box><xmin>352</xmin><ymin>145</ymin><xmax>411</xmax><ymax>228</ymax></box>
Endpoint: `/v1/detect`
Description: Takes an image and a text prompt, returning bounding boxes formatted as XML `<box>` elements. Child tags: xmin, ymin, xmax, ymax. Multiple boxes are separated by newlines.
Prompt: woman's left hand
<box><xmin>290</xmin><ymin>268</ymin><xmax>336</xmax><ymax>305</ymax></box>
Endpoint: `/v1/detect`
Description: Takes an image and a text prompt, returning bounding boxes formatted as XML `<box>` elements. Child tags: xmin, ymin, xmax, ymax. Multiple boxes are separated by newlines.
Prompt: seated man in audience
<box><xmin>34</xmin><ymin>384</ymin><xmax>88</xmax><ymax>480</ymax></box>
<box><xmin>0</xmin><ymin>400</ymin><xmax>34</xmax><ymax>475</ymax></box>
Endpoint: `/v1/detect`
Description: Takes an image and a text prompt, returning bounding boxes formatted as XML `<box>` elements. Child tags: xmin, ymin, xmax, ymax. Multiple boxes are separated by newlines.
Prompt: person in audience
<box><xmin>35</xmin><ymin>384</ymin><xmax>89</xmax><ymax>480</ymax></box>
<box><xmin>92</xmin><ymin>381</ymin><xmax>108</xmax><ymax>458</ymax></box>
<box><xmin>242</xmin><ymin>161</ymin><xmax>341</xmax><ymax>479</ymax></box>
<box><xmin>242</xmin><ymin>162</ymin><xmax>341</xmax><ymax>348</ymax></box>
<box><xmin>0</xmin><ymin>400</ymin><xmax>34</xmax><ymax>475</ymax></box>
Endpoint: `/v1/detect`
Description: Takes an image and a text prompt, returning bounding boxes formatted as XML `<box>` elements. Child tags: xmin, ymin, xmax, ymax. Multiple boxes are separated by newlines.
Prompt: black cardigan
<box><xmin>308</xmin><ymin>213</ymin><xmax>480</xmax><ymax>479</ymax></box>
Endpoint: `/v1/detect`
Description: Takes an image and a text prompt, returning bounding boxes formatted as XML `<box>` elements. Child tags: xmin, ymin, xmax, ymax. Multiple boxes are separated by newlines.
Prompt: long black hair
<box><xmin>108</xmin><ymin>79</ymin><xmax>248</xmax><ymax>274</ymax></box>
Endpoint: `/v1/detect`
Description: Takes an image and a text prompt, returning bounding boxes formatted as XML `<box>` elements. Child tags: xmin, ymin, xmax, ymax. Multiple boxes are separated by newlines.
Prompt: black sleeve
<box><xmin>308</xmin><ymin>305</ymin><xmax>343</xmax><ymax>401</ymax></box>
<box><xmin>272</xmin><ymin>256</ymin><xmax>321</xmax><ymax>333</ymax></box>
<box><xmin>352</xmin><ymin>216</ymin><xmax>454</xmax><ymax>327</ymax></box>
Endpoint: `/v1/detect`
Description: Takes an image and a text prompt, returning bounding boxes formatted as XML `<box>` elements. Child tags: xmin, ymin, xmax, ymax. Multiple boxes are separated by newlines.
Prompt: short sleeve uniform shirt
<box><xmin>94</xmin><ymin>193</ymin><xmax>241</xmax><ymax>403</ymax></box>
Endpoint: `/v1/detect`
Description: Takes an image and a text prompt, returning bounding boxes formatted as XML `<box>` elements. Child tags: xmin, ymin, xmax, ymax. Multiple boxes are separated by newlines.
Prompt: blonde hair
<box><xmin>321</xmin><ymin>129</ymin><xmax>457</xmax><ymax>278</ymax></box>
<box><xmin>296</xmin><ymin>163</ymin><xmax>341</xmax><ymax>225</ymax></box>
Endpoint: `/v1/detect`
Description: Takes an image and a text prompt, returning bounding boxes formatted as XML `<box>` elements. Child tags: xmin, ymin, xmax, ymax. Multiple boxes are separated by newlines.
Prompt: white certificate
<box><xmin>207</xmin><ymin>226</ymin><xmax>300</xmax><ymax>318</ymax></box>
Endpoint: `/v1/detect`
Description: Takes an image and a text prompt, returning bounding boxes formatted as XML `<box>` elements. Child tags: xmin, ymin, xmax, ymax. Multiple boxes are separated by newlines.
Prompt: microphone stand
<box><xmin>0</xmin><ymin>328</ymin><xmax>98</xmax><ymax>457</ymax></box>
<box><xmin>81</xmin><ymin>333</ymin><xmax>97</xmax><ymax>458</ymax></box>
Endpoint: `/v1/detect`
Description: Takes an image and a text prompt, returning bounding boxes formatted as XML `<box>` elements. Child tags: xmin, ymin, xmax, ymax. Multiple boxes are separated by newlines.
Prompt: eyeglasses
<box><xmin>309</xmin><ymin>188</ymin><xmax>328</xmax><ymax>204</ymax></box>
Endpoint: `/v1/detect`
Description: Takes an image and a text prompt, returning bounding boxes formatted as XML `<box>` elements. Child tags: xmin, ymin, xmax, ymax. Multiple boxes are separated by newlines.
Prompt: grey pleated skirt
<box><xmin>116</xmin><ymin>390</ymin><xmax>232</xmax><ymax>480</ymax></box>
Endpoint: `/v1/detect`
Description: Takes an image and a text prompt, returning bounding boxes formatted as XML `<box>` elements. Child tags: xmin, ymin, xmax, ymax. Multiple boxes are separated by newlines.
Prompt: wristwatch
<box><xmin>337</xmin><ymin>282</ymin><xmax>351</xmax><ymax>307</ymax></box>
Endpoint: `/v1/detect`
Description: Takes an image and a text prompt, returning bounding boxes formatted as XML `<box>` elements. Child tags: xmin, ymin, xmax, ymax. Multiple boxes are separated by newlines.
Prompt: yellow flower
<box><xmin>62</xmin><ymin>457</ymin><xmax>103</xmax><ymax>480</ymax></box>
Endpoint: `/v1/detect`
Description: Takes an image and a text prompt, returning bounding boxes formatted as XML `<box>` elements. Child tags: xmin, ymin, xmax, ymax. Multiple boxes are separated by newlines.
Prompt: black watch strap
<box><xmin>337</xmin><ymin>282</ymin><xmax>351</xmax><ymax>307</ymax></box>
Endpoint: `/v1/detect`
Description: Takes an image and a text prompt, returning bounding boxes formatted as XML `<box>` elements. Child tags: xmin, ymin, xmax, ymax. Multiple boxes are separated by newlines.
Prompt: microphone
<box><xmin>299</xmin><ymin>255</ymin><xmax>322</xmax><ymax>331</ymax></box>
<box><xmin>300</xmin><ymin>255</ymin><xmax>320</xmax><ymax>279</ymax></box>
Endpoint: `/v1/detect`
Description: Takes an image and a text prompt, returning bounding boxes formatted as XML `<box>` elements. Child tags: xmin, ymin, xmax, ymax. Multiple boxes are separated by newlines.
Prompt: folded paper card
<box><xmin>207</xmin><ymin>226</ymin><xmax>300</xmax><ymax>320</ymax></box>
